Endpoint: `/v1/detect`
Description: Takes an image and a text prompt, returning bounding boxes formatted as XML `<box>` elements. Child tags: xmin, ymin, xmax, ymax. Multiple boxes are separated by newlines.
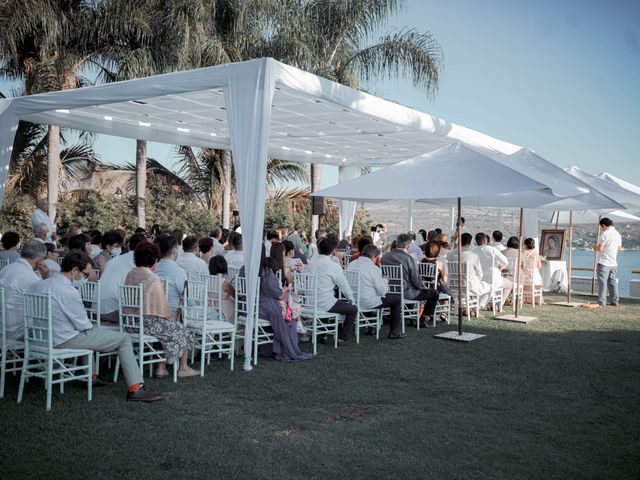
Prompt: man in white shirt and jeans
<box><xmin>346</xmin><ymin>244</ymin><xmax>405</xmax><ymax>339</ymax></box>
<box><xmin>594</xmin><ymin>217</ymin><xmax>622</xmax><ymax>307</ymax></box>
<box><xmin>306</xmin><ymin>236</ymin><xmax>358</xmax><ymax>346</ymax></box>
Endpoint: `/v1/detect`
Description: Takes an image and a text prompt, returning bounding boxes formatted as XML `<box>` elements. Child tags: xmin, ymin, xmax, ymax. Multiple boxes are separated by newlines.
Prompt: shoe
<box><xmin>387</xmin><ymin>332</ymin><xmax>407</xmax><ymax>340</ymax></box>
<box><xmin>177</xmin><ymin>367</ymin><xmax>200</xmax><ymax>378</ymax></box>
<box><xmin>419</xmin><ymin>318</ymin><xmax>430</xmax><ymax>328</ymax></box>
<box><xmin>92</xmin><ymin>377</ymin><xmax>115</xmax><ymax>388</ymax></box>
<box><xmin>126</xmin><ymin>387</ymin><xmax>164</xmax><ymax>402</ymax></box>
<box><xmin>366</xmin><ymin>327</ymin><xmax>376</xmax><ymax>335</ymax></box>
<box><xmin>318</xmin><ymin>334</ymin><xmax>328</xmax><ymax>344</ymax></box>
<box><xmin>154</xmin><ymin>369</ymin><xmax>170</xmax><ymax>378</ymax></box>
<box><xmin>608</xmin><ymin>303</ymin><xmax>619</xmax><ymax>307</ymax></box>
<box><xmin>337</xmin><ymin>339</ymin><xmax>353</xmax><ymax>347</ymax></box>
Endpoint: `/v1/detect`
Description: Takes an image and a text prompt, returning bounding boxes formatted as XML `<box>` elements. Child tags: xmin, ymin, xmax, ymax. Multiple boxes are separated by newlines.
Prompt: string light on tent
<box><xmin>177</xmin><ymin>127</ymin><xmax>190</xmax><ymax>133</ymax></box>
<box><xmin>103</xmin><ymin>116</ymin><xmax>113</xmax><ymax>121</ymax></box>
<box><xmin>55</xmin><ymin>109</ymin><xmax>69</xmax><ymax>113</ymax></box>
<box><xmin>138</xmin><ymin>121</ymin><xmax>151</xmax><ymax>127</ymax></box>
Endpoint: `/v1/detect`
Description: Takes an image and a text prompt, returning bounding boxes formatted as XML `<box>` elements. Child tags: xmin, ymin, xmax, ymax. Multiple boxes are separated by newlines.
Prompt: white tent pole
<box><xmin>456</xmin><ymin>197</ymin><xmax>463</xmax><ymax>335</ymax></box>
<box><xmin>408</xmin><ymin>199</ymin><xmax>414</xmax><ymax>232</ymax></box>
<box><xmin>450</xmin><ymin>206</ymin><xmax>455</xmax><ymax>233</ymax></box>
<box><xmin>224</xmin><ymin>58</ymin><xmax>275</xmax><ymax>372</ymax></box>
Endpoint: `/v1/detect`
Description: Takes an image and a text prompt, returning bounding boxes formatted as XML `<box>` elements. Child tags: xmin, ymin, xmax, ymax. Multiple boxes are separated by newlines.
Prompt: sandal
<box><xmin>155</xmin><ymin>369</ymin><xmax>169</xmax><ymax>378</ymax></box>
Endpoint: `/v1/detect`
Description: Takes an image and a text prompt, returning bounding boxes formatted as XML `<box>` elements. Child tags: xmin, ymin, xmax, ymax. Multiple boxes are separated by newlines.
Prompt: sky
<box><xmin>2</xmin><ymin>0</ymin><xmax>639</xmax><ymax>188</ymax></box>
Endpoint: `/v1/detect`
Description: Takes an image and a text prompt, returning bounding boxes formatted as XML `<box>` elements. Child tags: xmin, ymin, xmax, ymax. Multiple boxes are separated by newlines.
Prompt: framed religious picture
<box><xmin>539</xmin><ymin>229</ymin><xmax>566</xmax><ymax>261</ymax></box>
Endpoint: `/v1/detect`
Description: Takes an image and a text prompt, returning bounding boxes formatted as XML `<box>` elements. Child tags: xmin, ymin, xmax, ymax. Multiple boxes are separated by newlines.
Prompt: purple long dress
<box><xmin>253</xmin><ymin>267</ymin><xmax>313</xmax><ymax>362</ymax></box>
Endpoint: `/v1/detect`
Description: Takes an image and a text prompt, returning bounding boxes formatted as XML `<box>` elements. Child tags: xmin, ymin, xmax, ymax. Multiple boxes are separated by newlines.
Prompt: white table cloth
<box><xmin>541</xmin><ymin>260</ymin><xmax>568</xmax><ymax>293</ymax></box>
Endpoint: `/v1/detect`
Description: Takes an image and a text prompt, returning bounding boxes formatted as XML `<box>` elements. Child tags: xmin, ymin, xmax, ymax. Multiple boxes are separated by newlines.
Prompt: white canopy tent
<box><xmin>548</xmin><ymin>209</ymin><xmax>640</xmax><ymax>225</ymax></box>
<box><xmin>0</xmin><ymin>58</ymin><xmax>527</xmax><ymax>370</ymax></box>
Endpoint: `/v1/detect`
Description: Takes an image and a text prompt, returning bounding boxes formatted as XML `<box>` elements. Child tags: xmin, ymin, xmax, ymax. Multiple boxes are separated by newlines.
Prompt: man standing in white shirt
<box><xmin>346</xmin><ymin>244</ymin><xmax>405</xmax><ymax>339</ymax></box>
<box><xmin>31</xmin><ymin>198</ymin><xmax>56</xmax><ymax>243</ymax></box>
<box><xmin>176</xmin><ymin>236</ymin><xmax>209</xmax><ymax>279</ymax></box>
<box><xmin>473</xmin><ymin>232</ymin><xmax>512</xmax><ymax>309</ymax></box>
<box><xmin>594</xmin><ymin>217</ymin><xmax>622</xmax><ymax>307</ymax></box>
<box><xmin>306</xmin><ymin>236</ymin><xmax>358</xmax><ymax>346</ymax></box>
<box><xmin>154</xmin><ymin>235</ymin><xmax>187</xmax><ymax>317</ymax></box>
<box><xmin>225</xmin><ymin>233</ymin><xmax>245</xmax><ymax>271</ymax></box>
<box><xmin>99</xmin><ymin>233</ymin><xmax>147</xmax><ymax>323</ymax></box>
<box><xmin>210</xmin><ymin>228</ymin><xmax>226</xmax><ymax>257</ymax></box>
<box><xmin>30</xmin><ymin>250</ymin><xmax>163</xmax><ymax>402</ymax></box>
<box><xmin>0</xmin><ymin>240</ymin><xmax>50</xmax><ymax>340</ymax></box>
<box><xmin>448</xmin><ymin>233</ymin><xmax>492</xmax><ymax>310</ymax></box>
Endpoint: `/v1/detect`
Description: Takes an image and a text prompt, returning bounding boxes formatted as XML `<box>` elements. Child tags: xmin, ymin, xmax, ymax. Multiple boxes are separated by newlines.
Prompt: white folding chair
<box><xmin>524</xmin><ymin>283</ymin><xmax>544</xmax><ymax>307</ymax></box>
<box><xmin>234</xmin><ymin>276</ymin><xmax>273</xmax><ymax>365</ymax></box>
<box><xmin>184</xmin><ymin>277</ymin><xmax>235</xmax><ymax>375</ymax></box>
<box><xmin>18</xmin><ymin>292</ymin><xmax>93</xmax><ymax>411</ymax></box>
<box><xmin>1</xmin><ymin>286</ymin><xmax>25</xmax><ymax>398</ymax></box>
<box><xmin>447</xmin><ymin>261</ymin><xmax>479</xmax><ymax>321</ymax></box>
<box><xmin>116</xmin><ymin>284</ymin><xmax>178</xmax><ymax>383</ymax></box>
<box><xmin>78</xmin><ymin>281</ymin><xmax>118</xmax><ymax>375</ymax></box>
<box><xmin>418</xmin><ymin>262</ymin><xmax>451</xmax><ymax>326</ymax></box>
<box><xmin>228</xmin><ymin>267</ymin><xmax>241</xmax><ymax>283</ymax></box>
<box><xmin>380</xmin><ymin>265</ymin><xmax>420</xmax><ymax>333</ymax></box>
<box><xmin>342</xmin><ymin>253</ymin><xmax>352</xmax><ymax>267</ymax></box>
<box><xmin>478</xmin><ymin>256</ymin><xmax>503</xmax><ymax>313</ymax></box>
<box><xmin>343</xmin><ymin>270</ymin><xmax>381</xmax><ymax>343</ymax></box>
<box><xmin>0</xmin><ymin>258</ymin><xmax>9</xmax><ymax>271</ymax></box>
<box><xmin>56</xmin><ymin>256</ymin><xmax>64</xmax><ymax>266</ymax></box>
<box><xmin>294</xmin><ymin>272</ymin><xmax>340</xmax><ymax>355</ymax></box>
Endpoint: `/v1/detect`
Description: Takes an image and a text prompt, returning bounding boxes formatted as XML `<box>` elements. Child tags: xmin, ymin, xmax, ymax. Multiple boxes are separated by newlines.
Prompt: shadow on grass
<box><xmin>1</xmin><ymin>295</ymin><xmax>639</xmax><ymax>480</ymax></box>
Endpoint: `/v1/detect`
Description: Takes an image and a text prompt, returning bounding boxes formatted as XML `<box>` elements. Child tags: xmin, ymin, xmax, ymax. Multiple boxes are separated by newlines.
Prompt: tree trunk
<box><xmin>310</xmin><ymin>163</ymin><xmax>323</xmax><ymax>238</ymax></box>
<box><xmin>136</xmin><ymin>139</ymin><xmax>147</xmax><ymax>228</ymax></box>
<box><xmin>47</xmin><ymin>125</ymin><xmax>60</xmax><ymax>222</ymax></box>
<box><xmin>221</xmin><ymin>150</ymin><xmax>232</xmax><ymax>229</ymax></box>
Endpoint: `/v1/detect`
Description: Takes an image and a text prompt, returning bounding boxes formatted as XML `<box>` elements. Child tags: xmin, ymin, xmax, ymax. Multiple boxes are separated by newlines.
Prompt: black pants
<box><xmin>409</xmin><ymin>288</ymin><xmax>439</xmax><ymax>319</ymax></box>
<box><xmin>376</xmin><ymin>293</ymin><xmax>402</xmax><ymax>335</ymax></box>
<box><xmin>328</xmin><ymin>300</ymin><xmax>358</xmax><ymax>341</ymax></box>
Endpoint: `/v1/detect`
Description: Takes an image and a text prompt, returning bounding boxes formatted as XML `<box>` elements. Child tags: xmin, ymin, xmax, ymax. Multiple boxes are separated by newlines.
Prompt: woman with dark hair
<box><xmin>270</xmin><ymin>241</ymin><xmax>291</xmax><ymax>286</ymax></box>
<box><xmin>421</xmin><ymin>240</ymin><xmax>449</xmax><ymax>289</ymax></box>
<box><xmin>504</xmin><ymin>236</ymin><xmax>520</xmax><ymax>281</ymax></box>
<box><xmin>240</xmin><ymin>246</ymin><xmax>312</xmax><ymax>362</ymax></box>
<box><xmin>418</xmin><ymin>229</ymin><xmax>428</xmax><ymax>244</ymax></box>
<box><xmin>199</xmin><ymin>237</ymin><xmax>214</xmax><ymax>264</ymax></box>
<box><xmin>208</xmin><ymin>255</ymin><xmax>235</xmax><ymax>324</ymax></box>
<box><xmin>522</xmin><ymin>238</ymin><xmax>543</xmax><ymax>304</ymax></box>
<box><xmin>96</xmin><ymin>230</ymin><xmax>122</xmax><ymax>272</ymax></box>
<box><xmin>0</xmin><ymin>231</ymin><xmax>20</xmax><ymax>263</ymax></box>
<box><xmin>124</xmin><ymin>241</ymin><xmax>198</xmax><ymax>378</ymax></box>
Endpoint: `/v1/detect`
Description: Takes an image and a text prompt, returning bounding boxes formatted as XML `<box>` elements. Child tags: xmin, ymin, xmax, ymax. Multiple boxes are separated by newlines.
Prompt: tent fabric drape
<box><xmin>0</xmin><ymin>99</ymin><xmax>19</xmax><ymax>210</ymax></box>
<box><xmin>338</xmin><ymin>166</ymin><xmax>360</xmax><ymax>237</ymax></box>
<box><xmin>224</xmin><ymin>59</ymin><xmax>275</xmax><ymax>370</ymax></box>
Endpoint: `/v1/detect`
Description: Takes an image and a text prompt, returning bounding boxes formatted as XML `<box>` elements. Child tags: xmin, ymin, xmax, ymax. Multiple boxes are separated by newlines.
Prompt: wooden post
<box><xmin>567</xmin><ymin>211</ymin><xmax>574</xmax><ymax>303</ymax></box>
<box><xmin>457</xmin><ymin>197</ymin><xmax>463</xmax><ymax>336</ymax></box>
<box><xmin>515</xmin><ymin>208</ymin><xmax>524</xmax><ymax>318</ymax></box>
<box><xmin>591</xmin><ymin>217</ymin><xmax>602</xmax><ymax>294</ymax></box>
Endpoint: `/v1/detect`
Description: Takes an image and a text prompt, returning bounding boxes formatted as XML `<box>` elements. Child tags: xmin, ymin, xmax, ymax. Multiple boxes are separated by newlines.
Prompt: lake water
<box><xmin>570</xmin><ymin>249</ymin><xmax>640</xmax><ymax>296</ymax></box>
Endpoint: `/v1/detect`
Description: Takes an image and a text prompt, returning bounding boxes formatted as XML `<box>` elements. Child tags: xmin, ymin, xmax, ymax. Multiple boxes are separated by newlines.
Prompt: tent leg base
<box><xmin>433</xmin><ymin>331</ymin><xmax>486</xmax><ymax>342</ymax></box>
<box><xmin>494</xmin><ymin>314</ymin><xmax>538</xmax><ymax>323</ymax></box>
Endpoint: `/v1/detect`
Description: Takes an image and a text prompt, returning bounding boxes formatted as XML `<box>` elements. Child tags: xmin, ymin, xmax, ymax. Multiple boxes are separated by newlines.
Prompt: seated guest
<box><xmin>270</xmin><ymin>241</ymin><xmax>292</xmax><ymax>286</ymax></box>
<box><xmin>33</xmin><ymin>222</ymin><xmax>49</xmax><ymax>243</ymax></box>
<box><xmin>503</xmin><ymin>236</ymin><xmax>520</xmax><ymax>281</ymax></box>
<box><xmin>307</xmin><ymin>229</ymin><xmax>326</xmax><ymax>258</ymax></box>
<box><xmin>447</xmin><ymin>233</ymin><xmax>492</xmax><ymax>311</ymax></box>
<box><xmin>437</xmin><ymin>233</ymin><xmax>450</xmax><ymax>260</ymax></box>
<box><xmin>96</xmin><ymin>230</ymin><xmax>122</xmax><ymax>272</ymax></box>
<box><xmin>350</xmin><ymin>235</ymin><xmax>378</xmax><ymax>265</ymax></box>
<box><xmin>43</xmin><ymin>242</ymin><xmax>61</xmax><ymax>275</ymax></box>
<box><xmin>210</xmin><ymin>228</ymin><xmax>226</xmax><ymax>257</ymax></box>
<box><xmin>283</xmin><ymin>240</ymin><xmax>304</xmax><ymax>275</ymax></box>
<box><xmin>208</xmin><ymin>255</ymin><xmax>235</xmax><ymax>324</ymax></box>
<box><xmin>225</xmin><ymin>232</ymin><xmax>245</xmax><ymax>272</ymax></box>
<box><xmin>198</xmin><ymin>237</ymin><xmax>214</xmax><ymax>264</ymax></box>
<box><xmin>68</xmin><ymin>234</ymin><xmax>98</xmax><ymax>279</ymax></box>
<box><xmin>176</xmin><ymin>235</ymin><xmax>209</xmax><ymax>279</ymax></box>
<box><xmin>473</xmin><ymin>232</ymin><xmax>512</xmax><ymax>309</ymax></box>
<box><xmin>172</xmin><ymin>229</ymin><xmax>185</xmax><ymax>255</ymax></box>
<box><xmin>287</xmin><ymin>226</ymin><xmax>306</xmax><ymax>254</ymax></box>
<box><xmin>490</xmin><ymin>230</ymin><xmax>507</xmax><ymax>251</ymax></box>
<box><xmin>522</xmin><ymin>238</ymin><xmax>544</xmax><ymax>304</ymax></box>
<box><xmin>381</xmin><ymin>233</ymin><xmax>438</xmax><ymax>327</ymax></box>
<box><xmin>89</xmin><ymin>231</ymin><xmax>102</xmax><ymax>258</ymax></box>
<box><xmin>125</xmin><ymin>242</ymin><xmax>197</xmax><ymax>378</ymax></box>
<box><xmin>346</xmin><ymin>244</ymin><xmax>405</xmax><ymax>339</ymax></box>
<box><xmin>427</xmin><ymin>230</ymin><xmax>439</xmax><ymax>242</ymax></box>
<box><xmin>99</xmin><ymin>233</ymin><xmax>147</xmax><ymax>323</ymax></box>
<box><xmin>338</xmin><ymin>230</ymin><xmax>352</xmax><ymax>251</ymax></box>
<box><xmin>0</xmin><ymin>231</ymin><xmax>21</xmax><ymax>263</ymax></box>
<box><xmin>240</xmin><ymin>246</ymin><xmax>313</xmax><ymax>362</ymax></box>
<box><xmin>0</xmin><ymin>240</ymin><xmax>50</xmax><ymax>340</ymax></box>
<box><xmin>421</xmin><ymin>240</ymin><xmax>451</xmax><ymax>297</ymax></box>
<box><xmin>418</xmin><ymin>229</ymin><xmax>428</xmax><ymax>244</ymax></box>
<box><xmin>306</xmin><ymin>236</ymin><xmax>357</xmax><ymax>346</ymax></box>
<box><xmin>220</xmin><ymin>228</ymin><xmax>230</xmax><ymax>249</ymax></box>
<box><xmin>154</xmin><ymin>234</ymin><xmax>187</xmax><ymax>318</ymax></box>
<box><xmin>408</xmin><ymin>231</ymin><xmax>425</xmax><ymax>262</ymax></box>
<box><xmin>265</xmin><ymin>229</ymin><xmax>280</xmax><ymax>257</ymax></box>
<box><xmin>30</xmin><ymin>249</ymin><xmax>163</xmax><ymax>401</ymax></box>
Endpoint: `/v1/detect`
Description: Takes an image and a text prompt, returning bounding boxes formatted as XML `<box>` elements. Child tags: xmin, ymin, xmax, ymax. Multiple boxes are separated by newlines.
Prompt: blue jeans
<box><xmin>596</xmin><ymin>264</ymin><xmax>618</xmax><ymax>306</ymax></box>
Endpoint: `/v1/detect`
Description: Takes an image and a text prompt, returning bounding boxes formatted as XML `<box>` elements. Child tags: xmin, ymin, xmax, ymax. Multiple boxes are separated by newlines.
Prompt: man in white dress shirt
<box><xmin>29</xmin><ymin>250</ymin><xmax>162</xmax><ymax>401</ymax></box>
<box><xmin>176</xmin><ymin>236</ymin><xmax>209</xmax><ymax>279</ymax></box>
<box><xmin>224</xmin><ymin>233</ymin><xmax>245</xmax><ymax>271</ymax></box>
<box><xmin>99</xmin><ymin>233</ymin><xmax>147</xmax><ymax>323</ymax></box>
<box><xmin>448</xmin><ymin>233</ymin><xmax>492</xmax><ymax>309</ymax></box>
<box><xmin>0</xmin><ymin>240</ymin><xmax>49</xmax><ymax>340</ymax></box>
<box><xmin>594</xmin><ymin>217</ymin><xmax>622</xmax><ymax>307</ymax></box>
<box><xmin>306</xmin><ymin>236</ymin><xmax>358</xmax><ymax>345</ymax></box>
<box><xmin>210</xmin><ymin>228</ymin><xmax>226</xmax><ymax>257</ymax></box>
<box><xmin>473</xmin><ymin>232</ymin><xmax>512</xmax><ymax>309</ymax></box>
<box><xmin>490</xmin><ymin>231</ymin><xmax>507</xmax><ymax>252</ymax></box>
<box><xmin>31</xmin><ymin>198</ymin><xmax>56</xmax><ymax>242</ymax></box>
<box><xmin>346</xmin><ymin>244</ymin><xmax>405</xmax><ymax>339</ymax></box>
<box><xmin>154</xmin><ymin>234</ymin><xmax>187</xmax><ymax>317</ymax></box>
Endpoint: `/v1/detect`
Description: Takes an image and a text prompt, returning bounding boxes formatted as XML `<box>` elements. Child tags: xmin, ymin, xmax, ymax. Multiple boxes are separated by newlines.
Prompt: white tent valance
<box><xmin>0</xmin><ymin>57</ymin><xmax>525</xmax><ymax>371</ymax></box>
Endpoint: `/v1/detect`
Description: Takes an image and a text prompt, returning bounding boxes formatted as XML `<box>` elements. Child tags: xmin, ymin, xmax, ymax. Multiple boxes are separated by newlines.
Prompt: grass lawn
<box><xmin>1</xmin><ymin>293</ymin><xmax>639</xmax><ymax>480</ymax></box>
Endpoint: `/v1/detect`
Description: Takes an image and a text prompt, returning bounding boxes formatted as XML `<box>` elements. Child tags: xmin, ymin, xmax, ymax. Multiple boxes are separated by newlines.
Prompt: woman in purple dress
<box><xmin>241</xmin><ymin>246</ymin><xmax>312</xmax><ymax>362</ymax></box>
